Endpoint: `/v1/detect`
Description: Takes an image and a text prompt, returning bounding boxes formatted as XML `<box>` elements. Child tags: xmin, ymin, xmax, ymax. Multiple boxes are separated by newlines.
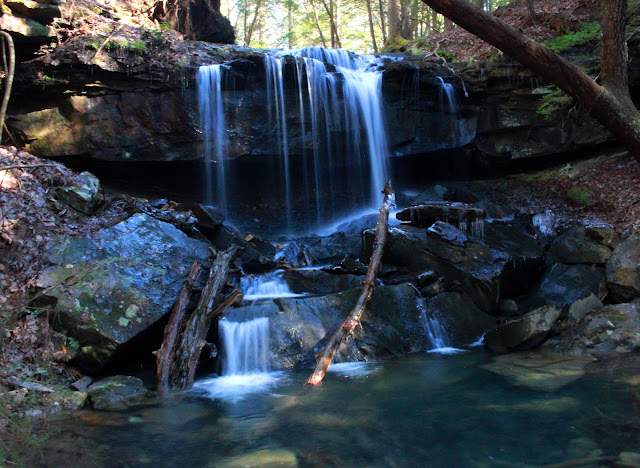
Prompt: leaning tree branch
<box><xmin>306</xmin><ymin>181</ymin><xmax>395</xmax><ymax>386</ymax></box>
<box><xmin>419</xmin><ymin>0</ymin><xmax>640</xmax><ymax>160</ymax></box>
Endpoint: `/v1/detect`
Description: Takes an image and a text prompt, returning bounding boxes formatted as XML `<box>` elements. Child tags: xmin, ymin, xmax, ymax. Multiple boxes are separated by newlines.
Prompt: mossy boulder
<box><xmin>86</xmin><ymin>375</ymin><xmax>150</xmax><ymax>410</ymax></box>
<box><xmin>36</xmin><ymin>213</ymin><xmax>211</xmax><ymax>371</ymax></box>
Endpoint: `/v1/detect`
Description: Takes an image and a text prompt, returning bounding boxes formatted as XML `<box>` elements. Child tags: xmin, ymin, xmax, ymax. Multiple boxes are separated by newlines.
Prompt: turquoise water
<box><xmin>44</xmin><ymin>351</ymin><xmax>640</xmax><ymax>467</ymax></box>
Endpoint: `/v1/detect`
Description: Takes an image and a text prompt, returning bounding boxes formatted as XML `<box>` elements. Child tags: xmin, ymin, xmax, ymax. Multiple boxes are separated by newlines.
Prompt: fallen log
<box><xmin>306</xmin><ymin>182</ymin><xmax>395</xmax><ymax>386</ymax></box>
<box><xmin>170</xmin><ymin>246</ymin><xmax>239</xmax><ymax>391</ymax></box>
<box><xmin>156</xmin><ymin>261</ymin><xmax>201</xmax><ymax>394</ymax></box>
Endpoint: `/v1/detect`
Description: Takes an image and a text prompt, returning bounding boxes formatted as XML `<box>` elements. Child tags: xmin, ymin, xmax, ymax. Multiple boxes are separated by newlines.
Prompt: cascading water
<box><xmin>437</xmin><ymin>76</ymin><xmax>459</xmax><ymax>148</ymax></box>
<box><xmin>197</xmin><ymin>64</ymin><xmax>229</xmax><ymax>210</ymax></box>
<box><xmin>192</xmin><ymin>316</ymin><xmax>284</xmax><ymax>401</ymax></box>
<box><xmin>418</xmin><ymin>298</ymin><xmax>464</xmax><ymax>354</ymax></box>
<box><xmin>197</xmin><ymin>47</ymin><xmax>390</xmax><ymax>233</ymax></box>
<box><xmin>240</xmin><ymin>270</ymin><xmax>303</xmax><ymax>301</ymax></box>
<box><xmin>219</xmin><ymin>317</ymin><xmax>270</xmax><ymax>375</ymax></box>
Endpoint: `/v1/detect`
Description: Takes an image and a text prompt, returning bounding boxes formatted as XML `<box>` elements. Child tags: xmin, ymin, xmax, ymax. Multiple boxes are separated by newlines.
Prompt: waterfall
<box><xmin>219</xmin><ymin>317</ymin><xmax>270</xmax><ymax>375</ymax></box>
<box><xmin>240</xmin><ymin>270</ymin><xmax>303</xmax><ymax>301</ymax></box>
<box><xmin>196</xmin><ymin>48</ymin><xmax>391</xmax><ymax>233</ymax></box>
<box><xmin>437</xmin><ymin>76</ymin><xmax>459</xmax><ymax>148</ymax></box>
<box><xmin>418</xmin><ymin>298</ymin><xmax>464</xmax><ymax>354</ymax></box>
<box><xmin>197</xmin><ymin>64</ymin><xmax>229</xmax><ymax>211</ymax></box>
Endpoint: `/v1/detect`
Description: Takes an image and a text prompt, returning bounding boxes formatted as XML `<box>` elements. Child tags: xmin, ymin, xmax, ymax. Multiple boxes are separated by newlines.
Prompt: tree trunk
<box><xmin>156</xmin><ymin>262</ymin><xmax>201</xmax><ymax>394</ymax></box>
<box><xmin>387</xmin><ymin>0</ymin><xmax>401</xmax><ymax>42</ymax></box>
<box><xmin>419</xmin><ymin>0</ymin><xmax>640</xmax><ymax>160</ymax></box>
<box><xmin>379</xmin><ymin>0</ymin><xmax>387</xmax><ymax>43</ymax></box>
<box><xmin>309</xmin><ymin>0</ymin><xmax>328</xmax><ymax>48</ymax></box>
<box><xmin>366</xmin><ymin>0</ymin><xmax>379</xmax><ymax>53</ymax></box>
<box><xmin>245</xmin><ymin>0</ymin><xmax>264</xmax><ymax>46</ymax></box>
<box><xmin>527</xmin><ymin>0</ymin><xmax>536</xmax><ymax>25</ymax></box>
<box><xmin>306</xmin><ymin>182</ymin><xmax>395</xmax><ymax>386</ymax></box>
<box><xmin>0</xmin><ymin>31</ymin><xmax>15</xmax><ymax>145</ymax></box>
<box><xmin>601</xmin><ymin>0</ymin><xmax>630</xmax><ymax>102</ymax></box>
<box><xmin>170</xmin><ymin>246</ymin><xmax>239</xmax><ymax>391</ymax></box>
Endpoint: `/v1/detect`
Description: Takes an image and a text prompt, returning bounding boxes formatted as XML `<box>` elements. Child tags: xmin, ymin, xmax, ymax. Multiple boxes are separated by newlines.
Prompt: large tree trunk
<box><xmin>306</xmin><ymin>182</ymin><xmax>395</xmax><ymax>386</ymax></box>
<box><xmin>419</xmin><ymin>0</ymin><xmax>640</xmax><ymax>160</ymax></box>
<box><xmin>366</xmin><ymin>0</ymin><xmax>379</xmax><ymax>53</ymax></box>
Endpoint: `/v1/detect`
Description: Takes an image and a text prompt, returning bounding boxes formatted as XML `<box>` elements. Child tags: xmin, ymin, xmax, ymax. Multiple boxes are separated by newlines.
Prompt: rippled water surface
<box><xmin>43</xmin><ymin>351</ymin><xmax>640</xmax><ymax>467</ymax></box>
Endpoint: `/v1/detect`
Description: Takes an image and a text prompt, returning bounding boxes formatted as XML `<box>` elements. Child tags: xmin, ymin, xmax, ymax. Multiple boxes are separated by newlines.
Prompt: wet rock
<box><xmin>551</xmin><ymin>294</ymin><xmax>603</xmax><ymax>336</ymax></box>
<box><xmin>282</xmin><ymin>269</ymin><xmax>363</xmax><ymax>295</ymax></box>
<box><xmin>481</xmin><ymin>351</ymin><xmax>596</xmax><ymax>392</ymax></box>
<box><xmin>71</xmin><ymin>376</ymin><xmax>93</xmax><ymax>392</ymax></box>
<box><xmin>499</xmin><ymin>299</ymin><xmax>519</xmax><ymax>315</ymax></box>
<box><xmin>585</xmin><ymin>226</ymin><xmax>622</xmax><ymax>249</ymax></box>
<box><xmin>484</xmin><ymin>305</ymin><xmax>561</xmax><ymax>353</ymax></box>
<box><xmin>617</xmin><ymin>452</ymin><xmax>640</xmax><ymax>468</ymax></box>
<box><xmin>322</xmin><ymin>256</ymin><xmax>368</xmax><ymax>275</ymax></box>
<box><xmin>86</xmin><ymin>376</ymin><xmax>149</xmax><ymax>411</ymax></box>
<box><xmin>36</xmin><ymin>213</ymin><xmax>211</xmax><ymax>371</ymax></box>
<box><xmin>420</xmin><ymin>279</ymin><xmax>445</xmax><ymax>297</ymax></box>
<box><xmin>423</xmin><ymin>292</ymin><xmax>495</xmax><ymax>346</ymax></box>
<box><xmin>275</xmin><ymin>241</ymin><xmax>312</xmax><ymax>268</ymax></box>
<box><xmin>543</xmin><ymin>302</ymin><xmax>640</xmax><ymax>355</ymax></box>
<box><xmin>549</xmin><ymin>225</ymin><xmax>612</xmax><ymax>265</ymax></box>
<box><xmin>606</xmin><ymin>233</ymin><xmax>640</xmax><ymax>302</ymax></box>
<box><xmin>362</xmin><ymin>221</ymin><xmax>543</xmax><ymax>313</ymax></box>
<box><xmin>299</xmin><ymin>232</ymin><xmax>362</xmax><ymax>263</ymax></box>
<box><xmin>176</xmin><ymin>203</ymin><xmax>225</xmax><ymax>232</ymax></box>
<box><xmin>212</xmin><ymin>449</ymin><xmax>298</xmax><ymax>468</ymax></box>
<box><xmin>396</xmin><ymin>202</ymin><xmax>486</xmax><ymax>229</ymax></box>
<box><xmin>518</xmin><ymin>263</ymin><xmax>605</xmax><ymax>313</ymax></box>
<box><xmin>54</xmin><ymin>171</ymin><xmax>103</xmax><ymax>215</ymax></box>
<box><xmin>209</xmin><ymin>224</ymin><xmax>275</xmax><ymax>273</ymax></box>
<box><xmin>258</xmin><ymin>284</ymin><xmax>424</xmax><ymax>369</ymax></box>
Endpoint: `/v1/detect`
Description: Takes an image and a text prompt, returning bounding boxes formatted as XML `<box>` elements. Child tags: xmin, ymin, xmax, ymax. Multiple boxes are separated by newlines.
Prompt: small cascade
<box><xmin>197</xmin><ymin>64</ymin><xmax>229</xmax><ymax>210</ymax></box>
<box><xmin>240</xmin><ymin>270</ymin><xmax>302</xmax><ymax>301</ymax></box>
<box><xmin>418</xmin><ymin>298</ymin><xmax>464</xmax><ymax>354</ymax></box>
<box><xmin>219</xmin><ymin>317</ymin><xmax>270</xmax><ymax>375</ymax></box>
<box><xmin>437</xmin><ymin>77</ymin><xmax>458</xmax><ymax>147</ymax></box>
<box><xmin>457</xmin><ymin>219</ymin><xmax>485</xmax><ymax>238</ymax></box>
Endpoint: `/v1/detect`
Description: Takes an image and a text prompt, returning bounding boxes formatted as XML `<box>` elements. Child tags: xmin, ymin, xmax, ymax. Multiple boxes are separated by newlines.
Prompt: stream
<box><xmin>42</xmin><ymin>351</ymin><xmax>640</xmax><ymax>467</ymax></box>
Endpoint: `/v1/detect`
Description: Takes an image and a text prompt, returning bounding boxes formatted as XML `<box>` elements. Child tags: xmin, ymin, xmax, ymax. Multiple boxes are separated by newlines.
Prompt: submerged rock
<box><xmin>86</xmin><ymin>375</ymin><xmax>150</xmax><ymax>410</ymax></box>
<box><xmin>481</xmin><ymin>351</ymin><xmax>596</xmax><ymax>392</ymax></box>
<box><xmin>36</xmin><ymin>213</ymin><xmax>211</xmax><ymax>371</ymax></box>
<box><xmin>212</xmin><ymin>449</ymin><xmax>298</xmax><ymax>468</ymax></box>
<box><xmin>484</xmin><ymin>305</ymin><xmax>560</xmax><ymax>353</ymax></box>
<box><xmin>606</xmin><ymin>233</ymin><xmax>640</xmax><ymax>303</ymax></box>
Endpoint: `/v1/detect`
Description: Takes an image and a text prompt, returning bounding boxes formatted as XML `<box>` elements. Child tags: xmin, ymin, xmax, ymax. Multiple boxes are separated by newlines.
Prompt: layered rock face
<box><xmin>8</xmin><ymin>44</ymin><xmax>627</xmax><ymax>169</ymax></box>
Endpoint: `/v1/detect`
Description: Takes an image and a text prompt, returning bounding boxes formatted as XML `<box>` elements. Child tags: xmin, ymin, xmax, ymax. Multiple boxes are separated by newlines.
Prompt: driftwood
<box><xmin>306</xmin><ymin>182</ymin><xmax>395</xmax><ymax>386</ymax></box>
<box><xmin>170</xmin><ymin>246</ymin><xmax>239</xmax><ymax>391</ymax></box>
<box><xmin>156</xmin><ymin>261</ymin><xmax>201</xmax><ymax>394</ymax></box>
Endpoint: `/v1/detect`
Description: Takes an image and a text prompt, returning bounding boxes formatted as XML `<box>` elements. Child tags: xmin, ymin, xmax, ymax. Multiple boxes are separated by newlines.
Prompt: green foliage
<box><xmin>543</xmin><ymin>22</ymin><xmax>601</xmax><ymax>52</ymax></box>
<box><xmin>105</xmin><ymin>38</ymin><xmax>148</xmax><ymax>54</ymax></box>
<box><xmin>535</xmin><ymin>85</ymin><xmax>574</xmax><ymax>119</ymax></box>
<box><xmin>566</xmin><ymin>186</ymin><xmax>595</xmax><ymax>207</ymax></box>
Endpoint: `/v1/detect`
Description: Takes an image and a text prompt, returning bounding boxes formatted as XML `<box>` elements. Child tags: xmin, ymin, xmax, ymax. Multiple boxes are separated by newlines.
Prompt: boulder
<box><xmin>54</xmin><ymin>171</ymin><xmax>103</xmax><ymax>215</ymax></box>
<box><xmin>481</xmin><ymin>351</ymin><xmax>596</xmax><ymax>392</ymax></box>
<box><xmin>36</xmin><ymin>213</ymin><xmax>211</xmax><ymax>371</ymax></box>
<box><xmin>396</xmin><ymin>202</ymin><xmax>486</xmax><ymax>230</ymax></box>
<box><xmin>209</xmin><ymin>224</ymin><xmax>276</xmax><ymax>273</ymax></box>
<box><xmin>549</xmin><ymin>225</ymin><xmax>612</xmax><ymax>265</ymax></box>
<box><xmin>551</xmin><ymin>294</ymin><xmax>603</xmax><ymax>336</ymax></box>
<box><xmin>4</xmin><ymin>0</ymin><xmax>61</xmax><ymax>23</ymax></box>
<box><xmin>362</xmin><ymin>220</ymin><xmax>543</xmax><ymax>313</ymax></box>
<box><xmin>275</xmin><ymin>241</ymin><xmax>313</xmax><ymax>268</ymax></box>
<box><xmin>422</xmin><ymin>292</ymin><xmax>495</xmax><ymax>346</ymax></box>
<box><xmin>543</xmin><ymin>302</ymin><xmax>640</xmax><ymax>355</ymax></box>
<box><xmin>212</xmin><ymin>449</ymin><xmax>298</xmax><ymax>468</ymax></box>
<box><xmin>606</xmin><ymin>233</ymin><xmax>640</xmax><ymax>302</ymax></box>
<box><xmin>299</xmin><ymin>232</ymin><xmax>362</xmax><ymax>263</ymax></box>
<box><xmin>86</xmin><ymin>375</ymin><xmax>150</xmax><ymax>410</ymax></box>
<box><xmin>282</xmin><ymin>269</ymin><xmax>363</xmax><ymax>295</ymax></box>
<box><xmin>518</xmin><ymin>263</ymin><xmax>605</xmax><ymax>313</ymax></box>
<box><xmin>585</xmin><ymin>226</ymin><xmax>622</xmax><ymax>249</ymax></box>
<box><xmin>483</xmin><ymin>305</ymin><xmax>560</xmax><ymax>353</ymax></box>
<box><xmin>224</xmin><ymin>284</ymin><xmax>424</xmax><ymax>370</ymax></box>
